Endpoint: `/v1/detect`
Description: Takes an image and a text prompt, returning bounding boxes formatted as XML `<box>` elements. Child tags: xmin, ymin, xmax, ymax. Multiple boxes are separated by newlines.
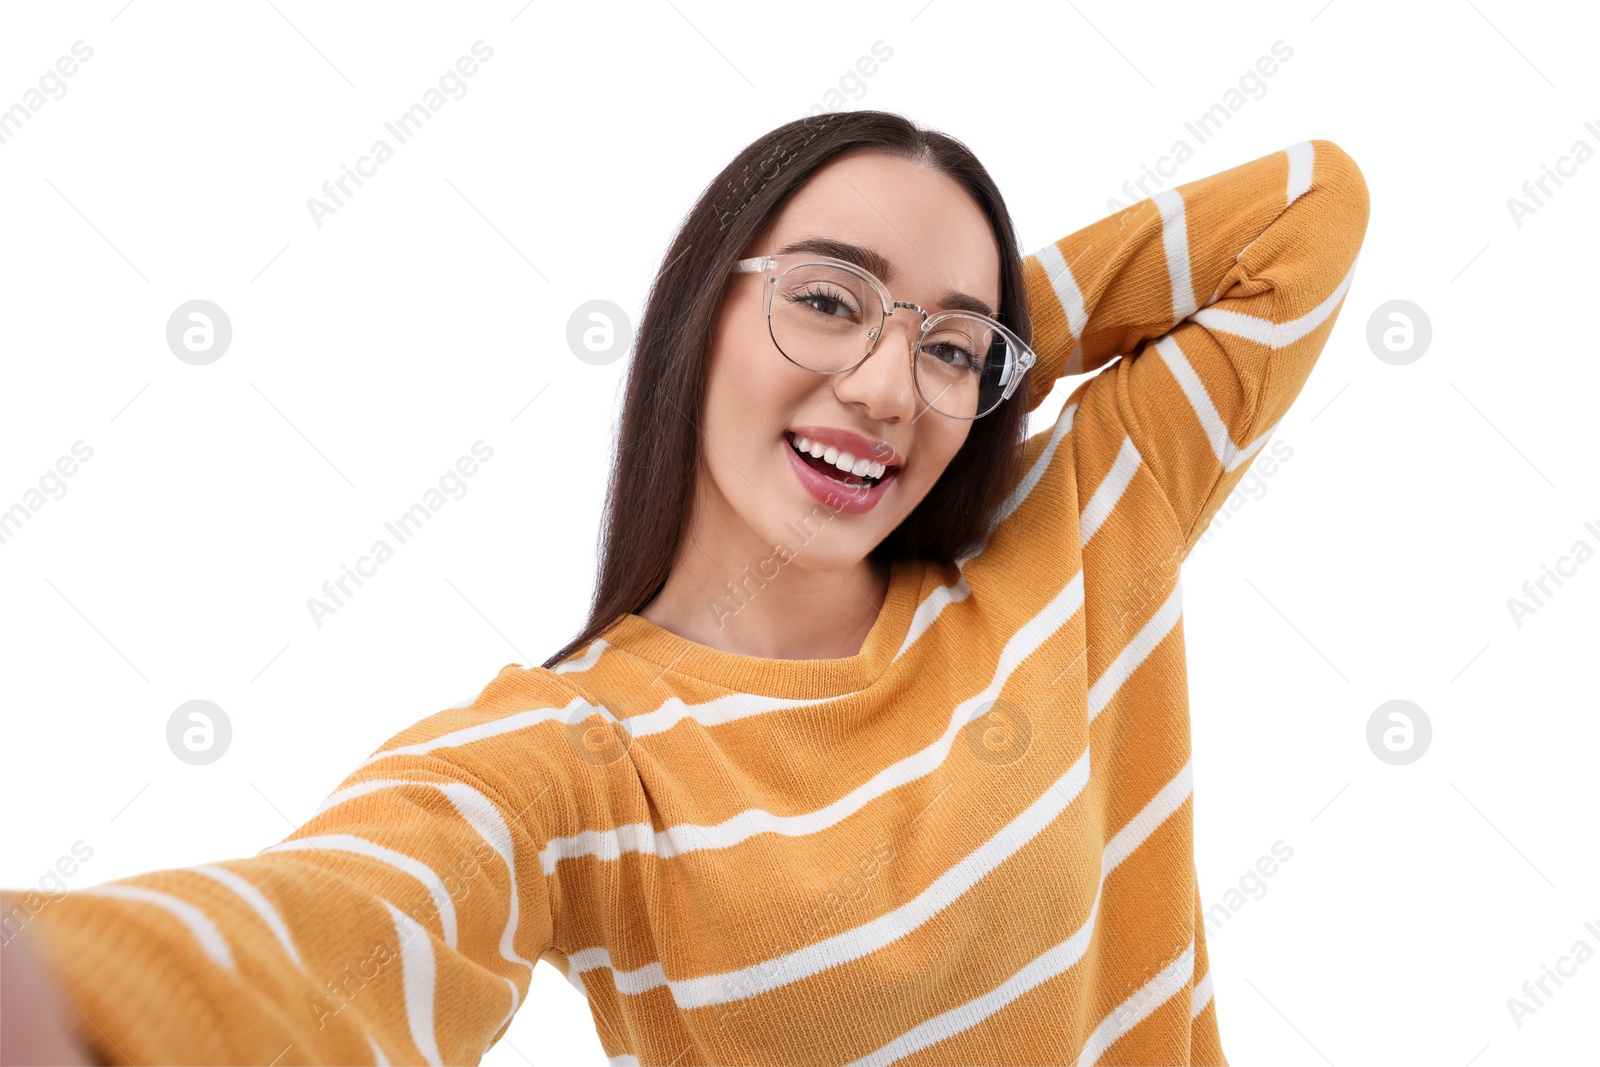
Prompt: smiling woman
<box><xmin>6</xmin><ymin>110</ymin><xmax>1369</xmax><ymax>1066</ymax></box>
<box><xmin>571</xmin><ymin>115</ymin><xmax>1038</xmax><ymax>663</ymax></box>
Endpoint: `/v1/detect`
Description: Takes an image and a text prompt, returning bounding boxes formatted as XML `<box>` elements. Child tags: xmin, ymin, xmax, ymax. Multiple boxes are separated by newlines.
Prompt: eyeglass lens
<box><xmin>766</xmin><ymin>263</ymin><xmax>1015</xmax><ymax>419</ymax></box>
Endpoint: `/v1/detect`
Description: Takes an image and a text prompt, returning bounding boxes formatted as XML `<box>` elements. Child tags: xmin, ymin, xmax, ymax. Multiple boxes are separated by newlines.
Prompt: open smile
<box><xmin>782</xmin><ymin>430</ymin><xmax>902</xmax><ymax>514</ymax></box>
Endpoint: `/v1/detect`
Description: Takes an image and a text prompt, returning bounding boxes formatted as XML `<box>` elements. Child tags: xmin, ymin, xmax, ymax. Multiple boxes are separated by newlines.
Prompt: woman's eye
<box><xmin>927</xmin><ymin>343</ymin><xmax>979</xmax><ymax>369</ymax></box>
<box><xmin>797</xmin><ymin>289</ymin><xmax>854</xmax><ymax>318</ymax></box>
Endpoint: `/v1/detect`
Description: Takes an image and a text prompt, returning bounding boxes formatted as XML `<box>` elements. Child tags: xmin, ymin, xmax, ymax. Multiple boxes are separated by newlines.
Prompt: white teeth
<box><xmin>791</xmin><ymin>434</ymin><xmax>889</xmax><ymax>480</ymax></box>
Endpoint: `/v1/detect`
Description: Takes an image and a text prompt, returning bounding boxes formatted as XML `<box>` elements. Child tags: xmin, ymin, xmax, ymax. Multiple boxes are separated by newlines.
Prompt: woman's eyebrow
<box><xmin>774</xmin><ymin>236</ymin><xmax>996</xmax><ymax>318</ymax></box>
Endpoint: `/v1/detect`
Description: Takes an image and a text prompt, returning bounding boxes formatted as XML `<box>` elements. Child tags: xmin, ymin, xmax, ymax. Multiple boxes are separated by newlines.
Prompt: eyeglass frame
<box><xmin>728</xmin><ymin>252</ymin><xmax>1037</xmax><ymax>421</ymax></box>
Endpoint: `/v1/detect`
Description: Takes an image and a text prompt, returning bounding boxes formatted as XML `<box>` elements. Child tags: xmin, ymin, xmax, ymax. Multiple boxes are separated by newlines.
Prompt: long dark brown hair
<box><xmin>541</xmin><ymin>110</ymin><xmax>1034</xmax><ymax>670</ymax></box>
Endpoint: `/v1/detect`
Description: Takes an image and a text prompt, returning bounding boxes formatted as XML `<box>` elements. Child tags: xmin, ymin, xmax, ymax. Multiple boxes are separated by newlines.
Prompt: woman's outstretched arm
<box><xmin>1021</xmin><ymin>139</ymin><xmax>1371</xmax><ymax>558</ymax></box>
<box><xmin>1</xmin><ymin>914</ymin><xmax>108</xmax><ymax>1065</ymax></box>
<box><xmin>2</xmin><ymin>671</ymin><xmax>579</xmax><ymax>1065</ymax></box>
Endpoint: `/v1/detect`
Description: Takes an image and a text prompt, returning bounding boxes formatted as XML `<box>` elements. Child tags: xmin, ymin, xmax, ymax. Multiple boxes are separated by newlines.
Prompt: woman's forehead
<box><xmin>761</xmin><ymin>153</ymin><xmax>1001</xmax><ymax>303</ymax></box>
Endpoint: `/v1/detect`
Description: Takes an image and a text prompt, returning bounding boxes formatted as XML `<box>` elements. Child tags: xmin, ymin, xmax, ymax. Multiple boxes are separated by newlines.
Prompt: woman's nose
<box><xmin>834</xmin><ymin>307</ymin><xmax>921</xmax><ymax>417</ymax></box>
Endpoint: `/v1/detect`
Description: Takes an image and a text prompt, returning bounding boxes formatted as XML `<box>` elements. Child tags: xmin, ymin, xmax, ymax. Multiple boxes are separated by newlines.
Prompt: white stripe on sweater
<box><xmin>1153</xmin><ymin>328</ymin><xmax>1281</xmax><ymax>474</ymax></box>
<box><xmin>552</xmin><ymin>639</ymin><xmax>609</xmax><ymax>674</ymax></box>
<box><xmin>851</xmin><ymin>885</ymin><xmax>1104</xmax><ymax>1067</ymax></box>
<box><xmin>1191</xmin><ymin>967</ymin><xmax>1214</xmax><ymax>1018</ymax></box>
<box><xmin>78</xmin><ymin>884</ymin><xmax>235</xmax><ymax>972</ymax></box>
<box><xmin>887</xmin><ymin>573</ymin><xmax>971</xmax><ymax>661</ymax></box>
<box><xmin>385</xmin><ymin>902</ymin><xmax>442</xmax><ymax>1066</ymax></box>
<box><xmin>311</xmin><ymin>776</ymin><xmax>552</xmax><ymax>1039</ymax></box>
<box><xmin>260</xmin><ymin>834</ymin><xmax>458</xmax><ymax>949</ymax></box>
<box><xmin>960</xmin><ymin>403</ymin><xmax>1080</xmax><ymax>567</ymax></box>
<box><xmin>1078</xmin><ymin>436</ymin><xmax>1142</xmax><ymax>547</ymax></box>
<box><xmin>1066</xmin><ymin>337</ymin><xmax>1085</xmax><ymax>376</ymax></box>
<box><xmin>1033</xmin><ymin>239</ymin><xmax>1089</xmax><ymax>339</ymax></box>
<box><xmin>1190</xmin><ymin>256</ymin><xmax>1358</xmax><ymax>349</ymax></box>
<box><xmin>549</xmin><ymin>687</ymin><xmax>1193</xmax><ymax>1056</ymax></box>
<box><xmin>1284</xmin><ymin>140</ymin><xmax>1314</xmax><ymax>205</ymax></box>
<box><xmin>362</xmin><ymin>691</ymin><xmax>829</xmax><ymax>762</ymax></box>
<box><xmin>686</xmin><ymin>747</ymin><xmax>1094</xmax><ymax>1010</ymax></box>
<box><xmin>843</xmin><ymin>760</ymin><xmax>1194</xmax><ymax>1067</ymax></box>
<box><xmin>1151</xmin><ymin>256</ymin><xmax>1356</xmax><ymax>474</ymax></box>
<box><xmin>185</xmin><ymin>863</ymin><xmax>303</xmax><ymax>969</ymax></box>
<box><xmin>539</xmin><ymin>570</ymin><xmax>1086</xmax><ymax>872</ymax></box>
<box><xmin>563</xmin><ymin>754</ymin><xmax>1195</xmax><ymax>1035</ymax></box>
<box><xmin>435</xmin><ymin>781</ymin><xmax>532</xmax><ymax>1034</ymax></box>
<box><xmin>1078</xmin><ymin>940</ymin><xmax>1196</xmax><ymax>1065</ymax></box>
<box><xmin>1087</xmin><ymin>581</ymin><xmax>1183</xmax><ymax>722</ymax></box>
<box><xmin>569</xmin><ymin>747</ymin><xmax>1093</xmax><ymax>1009</ymax></box>
<box><xmin>1154</xmin><ymin>188</ymin><xmax>1197</xmax><ymax>321</ymax></box>
<box><xmin>1152</xmin><ymin>332</ymin><xmax>1237</xmax><ymax>470</ymax></box>
<box><xmin>358</xmin><ymin>705</ymin><xmax>583</xmax><ymax>769</ymax></box>
<box><xmin>564</xmin><ymin>945</ymin><xmax>667</xmax><ymax>998</ymax></box>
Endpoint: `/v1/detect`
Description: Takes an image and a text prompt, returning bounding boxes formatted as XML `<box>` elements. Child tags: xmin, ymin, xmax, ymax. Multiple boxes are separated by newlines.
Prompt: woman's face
<box><xmin>695</xmin><ymin>148</ymin><xmax>1003</xmax><ymax>573</ymax></box>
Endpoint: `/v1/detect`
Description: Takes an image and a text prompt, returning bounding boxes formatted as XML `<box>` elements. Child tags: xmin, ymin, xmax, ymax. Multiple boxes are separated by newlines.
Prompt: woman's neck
<box><xmin>638</xmin><ymin>550</ymin><xmax>890</xmax><ymax>661</ymax></box>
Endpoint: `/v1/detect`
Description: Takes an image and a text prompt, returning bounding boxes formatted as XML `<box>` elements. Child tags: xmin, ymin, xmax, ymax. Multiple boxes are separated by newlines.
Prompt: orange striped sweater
<box><xmin>21</xmin><ymin>139</ymin><xmax>1369</xmax><ymax>1065</ymax></box>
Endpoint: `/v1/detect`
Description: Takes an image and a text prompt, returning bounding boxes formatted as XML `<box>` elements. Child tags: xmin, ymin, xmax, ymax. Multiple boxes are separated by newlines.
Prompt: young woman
<box><xmin>2</xmin><ymin>110</ymin><xmax>1368</xmax><ymax>1065</ymax></box>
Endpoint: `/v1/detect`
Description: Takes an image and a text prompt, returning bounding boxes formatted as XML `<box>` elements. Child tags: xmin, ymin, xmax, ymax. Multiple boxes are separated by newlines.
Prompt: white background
<box><xmin>2</xmin><ymin>1</ymin><xmax>1597</xmax><ymax>1064</ymax></box>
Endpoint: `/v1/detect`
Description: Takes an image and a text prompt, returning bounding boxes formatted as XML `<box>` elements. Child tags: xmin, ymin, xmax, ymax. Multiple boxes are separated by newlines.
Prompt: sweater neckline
<box><xmin>602</xmin><ymin>557</ymin><xmax>926</xmax><ymax>698</ymax></box>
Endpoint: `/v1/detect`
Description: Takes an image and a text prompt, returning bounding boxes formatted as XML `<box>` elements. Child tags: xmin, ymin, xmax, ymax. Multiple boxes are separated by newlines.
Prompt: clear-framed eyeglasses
<box><xmin>728</xmin><ymin>253</ymin><xmax>1036</xmax><ymax>420</ymax></box>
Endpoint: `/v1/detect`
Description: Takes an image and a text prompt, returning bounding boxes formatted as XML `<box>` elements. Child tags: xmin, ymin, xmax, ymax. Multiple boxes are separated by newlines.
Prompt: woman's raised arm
<box><xmin>1021</xmin><ymin>139</ymin><xmax>1371</xmax><ymax>557</ymax></box>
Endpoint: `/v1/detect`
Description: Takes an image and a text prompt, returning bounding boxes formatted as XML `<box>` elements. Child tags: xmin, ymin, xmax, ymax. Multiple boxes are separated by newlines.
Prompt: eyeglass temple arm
<box><xmin>730</xmin><ymin>256</ymin><xmax>775</xmax><ymax>274</ymax></box>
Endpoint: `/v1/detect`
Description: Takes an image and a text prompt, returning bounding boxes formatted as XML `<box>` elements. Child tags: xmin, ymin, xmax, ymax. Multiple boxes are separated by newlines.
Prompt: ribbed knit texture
<box><xmin>21</xmin><ymin>139</ymin><xmax>1369</xmax><ymax>1065</ymax></box>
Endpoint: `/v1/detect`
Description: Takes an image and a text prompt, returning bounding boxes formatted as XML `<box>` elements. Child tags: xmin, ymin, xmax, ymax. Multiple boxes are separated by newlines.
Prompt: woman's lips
<box><xmin>782</xmin><ymin>436</ymin><xmax>898</xmax><ymax>515</ymax></box>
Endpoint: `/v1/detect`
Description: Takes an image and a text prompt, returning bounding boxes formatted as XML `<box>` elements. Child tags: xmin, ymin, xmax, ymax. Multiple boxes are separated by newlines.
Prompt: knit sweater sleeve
<box><xmin>19</xmin><ymin>668</ymin><xmax>580</xmax><ymax>1066</ymax></box>
<box><xmin>1020</xmin><ymin>139</ymin><xmax>1371</xmax><ymax>557</ymax></box>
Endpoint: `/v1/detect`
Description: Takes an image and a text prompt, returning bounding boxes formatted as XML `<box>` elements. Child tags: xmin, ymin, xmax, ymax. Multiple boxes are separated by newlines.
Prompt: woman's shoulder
<box><xmin>463</xmin><ymin>661</ymin><xmax>587</xmax><ymax>714</ymax></box>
